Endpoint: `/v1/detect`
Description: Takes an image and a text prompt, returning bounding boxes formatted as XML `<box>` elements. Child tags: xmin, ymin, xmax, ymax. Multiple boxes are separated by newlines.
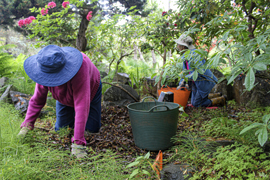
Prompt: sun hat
<box><xmin>23</xmin><ymin>45</ymin><xmax>83</xmax><ymax>87</ymax></box>
<box><xmin>174</xmin><ymin>34</ymin><xmax>195</xmax><ymax>50</ymax></box>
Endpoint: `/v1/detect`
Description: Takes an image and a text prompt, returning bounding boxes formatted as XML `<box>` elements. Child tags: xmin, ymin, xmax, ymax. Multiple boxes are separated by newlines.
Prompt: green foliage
<box><xmin>0</xmin><ymin>44</ymin><xmax>16</xmax><ymax>78</ymax></box>
<box><xmin>240</xmin><ymin>114</ymin><xmax>270</xmax><ymax>146</ymax></box>
<box><xmin>191</xmin><ymin>143</ymin><xmax>270</xmax><ymax>179</ymax></box>
<box><xmin>126</xmin><ymin>152</ymin><xmax>156</xmax><ymax>179</ymax></box>
<box><xmin>8</xmin><ymin>53</ymin><xmax>35</xmax><ymax>94</ymax></box>
<box><xmin>170</xmin><ymin>131</ymin><xmax>217</xmax><ymax>167</ymax></box>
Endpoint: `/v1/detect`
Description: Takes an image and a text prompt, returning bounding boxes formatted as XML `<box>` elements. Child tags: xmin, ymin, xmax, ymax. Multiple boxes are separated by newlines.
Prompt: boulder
<box><xmin>113</xmin><ymin>73</ymin><xmax>130</xmax><ymax>85</ymax></box>
<box><xmin>160</xmin><ymin>163</ymin><xmax>194</xmax><ymax>180</ymax></box>
<box><xmin>233</xmin><ymin>72</ymin><xmax>270</xmax><ymax>107</ymax></box>
<box><xmin>0</xmin><ymin>77</ymin><xmax>9</xmax><ymax>88</ymax></box>
<box><xmin>0</xmin><ymin>85</ymin><xmax>12</xmax><ymax>103</ymax></box>
<box><xmin>142</xmin><ymin>77</ymin><xmax>157</xmax><ymax>96</ymax></box>
<box><xmin>103</xmin><ymin>84</ymin><xmax>140</xmax><ymax>107</ymax></box>
<box><xmin>211</xmin><ymin>69</ymin><xmax>234</xmax><ymax>100</ymax></box>
<box><xmin>9</xmin><ymin>91</ymin><xmax>32</xmax><ymax>113</ymax></box>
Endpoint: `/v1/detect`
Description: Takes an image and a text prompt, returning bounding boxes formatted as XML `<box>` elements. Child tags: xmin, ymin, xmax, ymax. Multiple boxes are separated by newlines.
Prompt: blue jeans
<box><xmin>55</xmin><ymin>81</ymin><xmax>102</xmax><ymax>133</ymax></box>
<box><xmin>191</xmin><ymin>82</ymin><xmax>212</xmax><ymax>107</ymax></box>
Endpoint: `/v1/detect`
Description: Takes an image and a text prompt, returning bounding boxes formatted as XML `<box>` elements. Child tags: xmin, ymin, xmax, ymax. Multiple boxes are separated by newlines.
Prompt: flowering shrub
<box><xmin>18</xmin><ymin>16</ymin><xmax>36</xmax><ymax>27</ymax></box>
<box><xmin>48</xmin><ymin>1</ymin><xmax>57</xmax><ymax>9</ymax></box>
<box><xmin>24</xmin><ymin>18</ymin><xmax>31</xmax><ymax>25</ymax></box>
<box><xmin>18</xmin><ymin>19</ymin><xmax>24</xmax><ymax>27</ymax></box>
<box><xmin>29</xmin><ymin>16</ymin><xmax>36</xmax><ymax>21</ymax></box>
<box><xmin>86</xmin><ymin>11</ymin><xmax>92</xmax><ymax>21</ymax></box>
<box><xmin>62</xmin><ymin>1</ymin><xmax>70</xmax><ymax>8</ymax></box>
<box><xmin>41</xmin><ymin>8</ymin><xmax>48</xmax><ymax>15</ymax></box>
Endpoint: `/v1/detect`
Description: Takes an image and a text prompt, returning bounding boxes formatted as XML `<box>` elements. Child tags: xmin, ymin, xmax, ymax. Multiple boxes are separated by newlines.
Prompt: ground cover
<box><xmin>0</xmin><ymin>100</ymin><xmax>270</xmax><ymax>179</ymax></box>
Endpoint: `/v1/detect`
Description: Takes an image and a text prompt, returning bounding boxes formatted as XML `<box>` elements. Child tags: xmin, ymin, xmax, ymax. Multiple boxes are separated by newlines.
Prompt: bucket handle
<box><xmin>148</xmin><ymin>105</ymin><xmax>171</xmax><ymax>112</ymax></box>
<box><xmin>141</xmin><ymin>96</ymin><xmax>157</xmax><ymax>103</ymax></box>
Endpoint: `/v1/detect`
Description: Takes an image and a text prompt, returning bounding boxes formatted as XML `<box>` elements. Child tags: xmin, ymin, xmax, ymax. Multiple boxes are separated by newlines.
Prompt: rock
<box><xmin>0</xmin><ymin>77</ymin><xmax>9</xmax><ymax>88</ymax></box>
<box><xmin>233</xmin><ymin>72</ymin><xmax>270</xmax><ymax>107</ymax></box>
<box><xmin>211</xmin><ymin>69</ymin><xmax>234</xmax><ymax>100</ymax></box>
<box><xmin>100</xmin><ymin>71</ymin><xmax>108</xmax><ymax>79</ymax></box>
<box><xmin>113</xmin><ymin>73</ymin><xmax>130</xmax><ymax>85</ymax></box>
<box><xmin>0</xmin><ymin>84</ymin><xmax>12</xmax><ymax>103</ymax></box>
<box><xmin>142</xmin><ymin>77</ymin><xmax>158</xmax><ymax>96</ymax></box>
<box><xmin>9</xmin><ymin>91</ymin><xmax>32</xmax><ymax>113</ymax></box>
<box><xmin>103</xmin><ymin>84</ymin><xmax>139</xmax><ymax>107</ymax></box>
<box><xmin>160</xmin><ymin>163</ymin><xmax>194</xmax><ymax>180</ymax></box>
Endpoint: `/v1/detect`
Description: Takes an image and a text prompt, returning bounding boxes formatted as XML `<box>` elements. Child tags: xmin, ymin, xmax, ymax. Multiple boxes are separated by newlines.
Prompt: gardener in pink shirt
<box><xmin>17</xmin><ymin>45</ymin><xmax>102</xmax><ymax>158</ymax></box>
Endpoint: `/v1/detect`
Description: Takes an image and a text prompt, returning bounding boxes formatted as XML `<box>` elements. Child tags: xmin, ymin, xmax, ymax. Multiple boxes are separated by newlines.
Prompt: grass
<box><xmin>0</xmin><ymin>102</ymin><xmax>129</xmax><ymax>180</ymax></box>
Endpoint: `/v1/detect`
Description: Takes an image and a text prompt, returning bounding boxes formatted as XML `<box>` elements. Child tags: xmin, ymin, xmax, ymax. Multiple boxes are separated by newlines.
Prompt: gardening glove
<box><xmin>71</xmin><ymin>144</ymin><xmax>87</xmax><ymax>159</ymax></box>
<box><xmin>17</xmin><ymin>127</ymin><xmax>30</xmax><ymax>139</ymax></box>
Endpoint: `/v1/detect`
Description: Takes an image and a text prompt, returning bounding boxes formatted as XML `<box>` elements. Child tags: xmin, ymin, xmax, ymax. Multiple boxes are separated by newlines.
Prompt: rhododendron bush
<box><xmin>18</xmin><ymin>0</ymin><xmax>98</xmax><ymax>51</ymax></box>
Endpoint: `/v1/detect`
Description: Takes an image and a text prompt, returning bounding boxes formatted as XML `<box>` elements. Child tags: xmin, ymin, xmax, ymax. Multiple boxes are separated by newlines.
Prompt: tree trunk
<box><xmin>134</xmin><ymin>44</ymin><xmax>138</xmax><ymax>60</ymax></box>
<box><xmin>151</xmin><ymin>50</ymin><xmax>156</xmax><ymax>67</ymax></box>
<box><xmin>76</xmin><ymin>17</ymin><xmax>89</xmax><ymax>51</ymax></box>
<box><xmin>157</xmin><ymin>49</ymin><xmax>167</xmax><ymax>95</ymax></box>
<box><xmin>138</xmin><ymin>48</ymin><xmax>146</xmax><ymax>63</ymax></box>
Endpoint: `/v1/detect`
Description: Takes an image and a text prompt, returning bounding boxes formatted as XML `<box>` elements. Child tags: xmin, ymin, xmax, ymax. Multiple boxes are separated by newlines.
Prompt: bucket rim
<box><xmin>127</xmin><ymin>101</ymin><xmax>179</xmax><ymax>113</ymax></box>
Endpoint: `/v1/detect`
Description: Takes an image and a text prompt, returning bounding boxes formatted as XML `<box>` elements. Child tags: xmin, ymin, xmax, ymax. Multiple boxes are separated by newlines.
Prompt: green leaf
<box><xmin>262</xmin><ymin>114</ymin><xmax>270</xmax><ymax>124</ymax></box>
<box><xmin>126</xmin><ymin>161</ymin><xmax>140</xmax><ymax>168</ymax></box>
<box><xmin>255</xmin><ymin>129</ymin><xmax>262</xmax><ymax>136</ymax></box>
<box><xmin>217</xmin><ymin>77</ymin><xmax>226</xmax><ymax>83</ymax></box>
<box><xmin>253</xmin><ymin>63</ymin><xmax>267</xmax><ymax>71</ymax></box>
<box><xmin>227</xmin><ymin>74</ymin><xmax>239</xmax><ymax>85</ymax></box>
<box><xmin>129</xmin><ymin>169</ymin><xmax>139</xmax><ymax>179</ymax></box>
<box><xmin>144</xmin><ymin>152</ymin><xmax>150</xmax><ymax>159</ymax></box>
<box><xmin>193</xmin><ymin>70</ymin><xmax>198</xmax><ymax>81</ymax></box>
<box><xmin>239</xmin><ymin>123</ymin><xmax>264</xmax><ymax>135</ymax></box>
<box><xmin>265</xmin><ymin>9</ymin><xmax>270</xmax><ymax>15</ymax></box>
<box><xmin>258</xmin><ymin>127</ymin><xmax>268</xmax><ymax>147</ymax></box>
<box><xmin>245</xmin><ymin>68</ymin><xmax>255</xmax><ymax>91</ymax></box>
<box><xmin>151</xmin><ymin>73</ymin><xmax>157</xmax><ymax>79</ymax></box>
<box><xmin>142</xmin><ymin>170</ymin><xmax>151</xmax><ymax>176</ymax></box>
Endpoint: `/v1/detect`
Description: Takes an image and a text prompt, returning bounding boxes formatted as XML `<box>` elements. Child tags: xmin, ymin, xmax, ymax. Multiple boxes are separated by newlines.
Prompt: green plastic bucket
<box><xmin>127</xmin><ymin>97</ymin><xmax>179</xmax><ymax>151</ymax></box>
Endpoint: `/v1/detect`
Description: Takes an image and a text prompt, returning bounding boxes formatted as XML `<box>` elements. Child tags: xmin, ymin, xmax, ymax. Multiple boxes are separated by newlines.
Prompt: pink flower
<box><xmin>28</xmin><ymin>16</ymin><xmax>36</xmax><ymax>21</ymax></box>
<box><xmin>18</xmin><ymin>19</ymin><xmax>25</xmax><ymax>27</ymax></box>
<box><xmin>24</xmin><ymin>18</ymin><xmax>31</xmax><ymax>25</ymax></box>
<box><xmin>41</xmin><ymin>8</ymin><xmax>48</xmax><ymax>15</ymax></box>
<box><xmin>48</xmin><ymin>1</ymin><xmax>56</xmax><ymax>9</ymax></box>
<box><xmin>162</xmin><ymin>11</ymin><xmax>167</xmax><ymax>16</ymax></box>
<box><xmin>62</xmin><ymin>1</ymin><xmax>70</xmax><ymax>8</ymax></box>
<box><xmin>174</xmin><ymin>23</ymin><xmax>177</xmax><ymax>27</ymax></box>
<box><xmin>86</xmin><ymin>11</ymin><xmax>92</xmax><ymax>21</ymax></box>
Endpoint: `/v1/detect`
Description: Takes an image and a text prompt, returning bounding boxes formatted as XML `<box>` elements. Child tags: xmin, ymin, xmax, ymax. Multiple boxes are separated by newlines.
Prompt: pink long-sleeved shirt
<box><xmin>21</xmin><ymin>53</ymin><xmax>100</xmax><ymax>145</ymax></box>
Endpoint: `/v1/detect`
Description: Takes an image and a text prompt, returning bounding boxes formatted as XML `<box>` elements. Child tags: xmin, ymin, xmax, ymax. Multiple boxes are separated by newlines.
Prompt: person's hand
<box><xmin>17</xmin><ymin>127</ymin><xmax>30</xmax><ymax>139</ymax></box>
<box><xmin>71</xmin><ymin>144</ymin><xmax>87</xmax><ymax>158</ymax></box>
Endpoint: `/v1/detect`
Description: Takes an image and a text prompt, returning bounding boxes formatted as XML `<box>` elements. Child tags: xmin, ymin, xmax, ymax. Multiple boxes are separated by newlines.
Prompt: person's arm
<box><xmin>71</xmin><ymin>60</ymin><xmax>91</xmax><ymax>146</ymax></box>
<box><xmin>20</xmin><ymin>83</ymin><xmax>48</xmax><ymax>129</ymax></box>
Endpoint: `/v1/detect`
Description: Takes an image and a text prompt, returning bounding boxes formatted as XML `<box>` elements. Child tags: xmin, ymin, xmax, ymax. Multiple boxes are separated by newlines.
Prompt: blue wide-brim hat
<box><xmin>24</xmin><ymin>45</ymin><xmax>83</xmax><ymax>87</ymax></box>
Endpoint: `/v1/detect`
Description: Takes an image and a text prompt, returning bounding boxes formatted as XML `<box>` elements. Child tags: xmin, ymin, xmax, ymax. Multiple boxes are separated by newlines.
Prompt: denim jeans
<box><xmin>191</xmin><ymin>82</ymin><xmax>212</xmax><ymax>107</ymax></box>
<box><xmin>55</xmin><ymin>81</ymin><xmax>102</xmax><ymax>133</ymax></box>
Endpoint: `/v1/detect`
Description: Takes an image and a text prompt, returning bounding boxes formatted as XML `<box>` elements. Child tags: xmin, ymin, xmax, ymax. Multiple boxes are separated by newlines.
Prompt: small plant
<box><xmin>126</xmin><ymin>152</ymin><xmax>157</xmax><ymax>179</ymax></box>
<box><xmin>240</xmin><ymin>114</ymin><xmax>270</xmax><ymax>146</ymax></box>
